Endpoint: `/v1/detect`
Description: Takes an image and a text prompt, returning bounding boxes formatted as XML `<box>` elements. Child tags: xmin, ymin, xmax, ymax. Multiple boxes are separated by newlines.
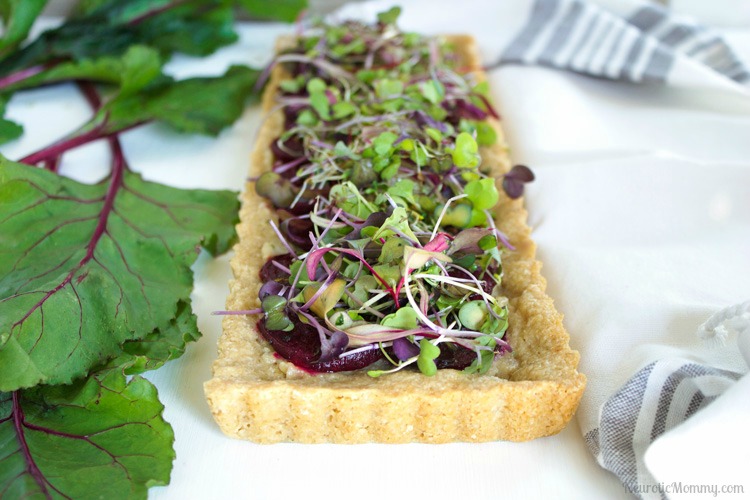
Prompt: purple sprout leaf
<box><xmin>505</xmin><ymin>164</ymin><xmax>535</xmax><ymax>183</ymax></box>
<box><xmin>317</xmin><ymin>330</ymin><xmax>349</xmax><ymax>363</ymax></box>
<box><xmin>0</xmin><ymin>369</ymin><xmax>174</xmax><ymax>498</ymax></box>
<box><xmin>502</xmin><ymin>177</ymin><xmax>524</xmax><ymax>199</ymax></box>
<box><xmin>502</xmin><ymin>164</ymin><xmax>535</xmax><ymax>199</ymax></box>
<box><xmin>0</xmin><ymin>157</ymin><xmax>239</xmax><ymax>391</ymax></box>
<box><xmin>392</xmin><ymin>337</ymin><xmax>420</xmax><ymax>361</ymax></box>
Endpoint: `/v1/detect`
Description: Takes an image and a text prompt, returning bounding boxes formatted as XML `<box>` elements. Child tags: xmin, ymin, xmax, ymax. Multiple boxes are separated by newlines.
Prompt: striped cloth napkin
<box><xmin>589</xmin><ymin>303</ymin><xmax>750</xmax><ymax>498</ymax></box>
<box><xmin>333</xmin><ymin>0</ymin><xmax>750</xmax><ymax>498</ymax></box>
<box><xmin>499</xmin><ymin>0</ymin><xmax>749</xmax><ymax>90</ymax></box>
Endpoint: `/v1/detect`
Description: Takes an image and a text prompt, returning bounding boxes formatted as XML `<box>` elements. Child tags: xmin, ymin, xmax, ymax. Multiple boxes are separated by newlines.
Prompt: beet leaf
<box><xmin>0</xmin><ymin>94</ymin><xmax>22</xmax><ymax>143</ymax></box>
<box><xmin>111</xmin><ymin>299</ymin><xmax>201</xmax><ymax>376</ymax></box>
<box><xmin>0</xmin><ymin>0</ymin><xmax>47</xmax><ymax>60</ymax></box>
<box><xmin>0</xmin><ymin>369</ymin><xmax>174</xmax><ymax>499</ymax></box>
<box><xmin>0</xmin><ymin>44</ymin><xmax>166</xmax><ymax>95</ymax></box>
<box><xmin>238</xmin><ymin>0</ymin><xmax>308</xmax><ymax>22</ymax></box>
<box><xmin>0</xmin><ymin>157</ymin><xmax>239</xmax><ymax>391</ymax></box>
<box><xmin>0</xmin><ymin>0</ymin><xmax>237</xmax><ymax>77</ymax></box>
<box><xmin>19</xmin><ymin>65</ymin><xmax>257</xmax><ymax>165</ymax></box>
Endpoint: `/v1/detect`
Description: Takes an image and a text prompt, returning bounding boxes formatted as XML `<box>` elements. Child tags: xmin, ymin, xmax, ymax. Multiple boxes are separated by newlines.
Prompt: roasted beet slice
<box><xmin>258</xmin><ymin>316</ymin><xmax>384</xmax><ymax>372</ymax></box>
<box><xmin>271</xmin><ymin>135</ymin><xmax>305</xmax><ymax>162</ymax></box>
<box><xmin>281</xmin><ymin>217</ymin><xmax>314</xmax><ymax>250</ymax></box>
<box><xmin>434</xmin><ymin>342</ymin><xmax>476</xmax><ymax>370</ymax></box>
<box><xmin>259</xmin><ymin>254</ymin><xmax>294</xmax><ymax>283</ymax></box>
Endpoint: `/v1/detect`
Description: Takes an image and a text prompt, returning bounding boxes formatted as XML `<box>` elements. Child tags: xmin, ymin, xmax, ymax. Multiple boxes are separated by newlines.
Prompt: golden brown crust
<box><xmin>204</xmin><ymin>34</ymin><xmax>586</xmax><ymax>443</ymax></box>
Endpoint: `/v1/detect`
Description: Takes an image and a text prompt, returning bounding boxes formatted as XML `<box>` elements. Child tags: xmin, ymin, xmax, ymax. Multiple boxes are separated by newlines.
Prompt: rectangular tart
<box><xmin>204</xmin><ymin>26</ymin><xmax>585</xmax><ymax>443</ymax></box>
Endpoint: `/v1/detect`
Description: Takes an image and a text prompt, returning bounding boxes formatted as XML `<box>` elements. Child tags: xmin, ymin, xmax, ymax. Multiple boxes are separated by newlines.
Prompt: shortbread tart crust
<box><xmin>204</xmin><ymin>35</ymin><xmax>586</xmax><ymax>443</ymax></box>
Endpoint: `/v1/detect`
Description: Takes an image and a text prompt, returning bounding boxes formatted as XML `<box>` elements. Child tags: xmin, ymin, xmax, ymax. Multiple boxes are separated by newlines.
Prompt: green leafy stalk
<box><xmin>20</xmin><ymin>65</ymin><xmax>258</xmax><ymax>165</ymax></box>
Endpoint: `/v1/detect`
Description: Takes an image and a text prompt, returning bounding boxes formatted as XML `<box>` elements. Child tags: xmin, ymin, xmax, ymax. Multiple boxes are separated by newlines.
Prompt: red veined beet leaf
<box><xmin>0</xmin><ymin>155</ymin><xmax>239</xmax><ymax>391</ymax></box>
<box><xmin>0</xmin><ymin>369</ymin><xmax>174</xmax><ymax>499</ymax></box>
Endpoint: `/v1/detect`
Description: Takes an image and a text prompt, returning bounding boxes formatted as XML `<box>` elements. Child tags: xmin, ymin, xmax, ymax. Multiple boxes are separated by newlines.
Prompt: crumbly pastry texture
<box><xmin>204</xmin><ymin>34</ymin><xmax>586</xmax><ymax>443</ymax></box>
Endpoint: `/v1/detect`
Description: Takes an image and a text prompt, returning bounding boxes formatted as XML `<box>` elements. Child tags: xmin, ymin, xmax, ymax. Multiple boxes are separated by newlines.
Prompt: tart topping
<box><xmin>253</xmin><ymin>8</ymin><xmax>522</xmax><ymax>377</ymax></box>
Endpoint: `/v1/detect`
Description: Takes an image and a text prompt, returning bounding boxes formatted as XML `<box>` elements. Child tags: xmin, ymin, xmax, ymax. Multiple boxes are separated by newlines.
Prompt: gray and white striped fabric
<box><xmin>500</xmin><ymin>0</ymin><xmax>750</xmax><ymax>85</ymax></box>
<box><xmin>585</xmin><ymin>303</ymin><xmax>750</xmax><ymax>500</ymax></box>
<box><xmin>586</xmin><ymin>360</ymin><xmax>743</xmax><ymax>499</ymax></box>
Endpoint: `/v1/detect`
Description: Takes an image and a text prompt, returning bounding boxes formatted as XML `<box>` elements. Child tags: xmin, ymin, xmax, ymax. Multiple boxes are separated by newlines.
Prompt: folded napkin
<box><xmin>589</xmin><ymin>303</ymin><xmax>750</xmax><ymax>498</ymax></box>
<box><xmin>500</xmin><ymin>0</ymin><xmax>749</xmax><ymax>91</ymax></box>
<box><xmin>333</xmin><ymin>1</ymin><xmax>750</xmax><ymax>498</ymax></box>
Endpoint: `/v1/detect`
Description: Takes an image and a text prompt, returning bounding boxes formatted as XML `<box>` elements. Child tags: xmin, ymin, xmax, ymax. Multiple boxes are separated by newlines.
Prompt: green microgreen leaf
<box><xmin>452</xmin><ymin>132</ymin><xmax>480</xmax><ymax>169</ymax></box>
<box><xmin>376</xmin><ymin>6</ymin><xmax>402</xmax><ymax>25</ymax></box>
<box><xmin>478</xmin><ymin>234</ymin><xmax>498</xmax><ymax>251</ymax></box>
<box><xmin>475</xmin><ymin>121</ymin><xmax>497</xmax><ymax>146</ymax></box>
<box><xmin>473</xmin><ymin>81</ymin><xmax>490</xmax><ymax>97</ymax></box>
<box><xmin>289</xmin><ymin>260</ymin><xmax>312</xmax><ymax>287</ymax></box>
<box><xmin>378</xmin><ymin>236</ymin><xmax>407</xmax><ymax>264</ymax></box>
<box><xmin>465</xmin><ymin>177</ymin><xmax>499</xmax><ymax>211</ymax></box>
<box><xmin>306</xmin><ymin>77</ymin><xmax>326</xmax><ymax>94</ymax></box>
<box><xmin>309</xmin><ymin>91</ymin><xmax>331</xmax><ymax>120</ymax></box>
<box><xmin>435</xmin><ymin>203</ymin><xmax>472</xmax><ymax>229</ymax></box>
<box><xmin>371</xmin><ymin>263</ymin><xmax>401</xmax><ymax>287</ymax></box>
<box><xmin>347</xmin><ymin>275</ymin><xmax>378</xmax><ymax>306</ymax></box>
<box><xmin>410</xmin><ymin>142</ymin><xmax>428</xmax><ymax>167</ymax></box>
<box><xmin>372</xmin><ymin>206</ymin><xmax>418</xmax><ymax>242</ymax></box>
<box><xmin>373</xmin><ymin>131</ymin><xmax>398</xmax><ymax>156</ymax></box>
<box><xmin>416</xmin><ymin>339</ymin><xmax>439</xmax><ymax>376</ymax></box>
<box><xmin>464</xmin><ymin>338</ymin><xmax>496</xmax><ymax>375</ymax></box>
<box><xmin>385</xmin><ymin>178</ymin><xmax>417</xmax><ymax>206</ymax></box>
<box><xmin>425</xmin><ymin>127</ymin><xmax>443</xmax><ymax>143</ymax></box>
<box><xmin>458</xmin><ymin>300</ymin><xmax>489</xmax><ymax>331</ymax></box>
<box><xmin>330</xmin><ymin>182</ymin><xmax>375</xmax><ymax>219</ymax></box>
<box><xmin>332</xmin><ymin>100</ymin><xmax>356</xmax><ymax>119</ymax></box>
<box><xmin>279</xmin><ymin>77</ymin><xmax>303</xmax><ymax>93</ymax></box>
<box><xmin>419</xmin><ymin>79</ymin><xmax>444</xmax><ymax>104</ymax></box>
<box><xmin>296</xmin><ymin>108</ymin><xmax>318</xmax><ymax>126</ymax></box>
<box><xmin>374</xmin><ymin>79</ymin><xmax>404</xmax><ymax>99</ymax></box>
<box><xmin>334</xmin><ymin>140</ymin><xmax>359</xmax><ymax>159</ymax></box>
<box><xmin>381</xmin><ymin>306</ymin><xmax>418</xmax><ymax>330</ymax></box>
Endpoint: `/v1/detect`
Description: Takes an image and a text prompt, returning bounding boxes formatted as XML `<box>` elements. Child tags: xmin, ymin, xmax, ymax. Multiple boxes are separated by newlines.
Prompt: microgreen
<box><xmin>251</xmin><ymin>7</ymin><xmax>513</xmax><ymax>379</ymax></box>
<box><xmin>452</xmin><ymin>132</ymin><xmax>481</xmax><ymax>169</ymax></box>
<box><xmin>416</xmin><ymin>339</ymin><xmax>440</xmax><ymax>376</ymax></box>
<box><xmin>502</xmin><ymin>164</ymin><xmax>536</xmax><ymax>199</ymax></box>
<box><xmin>377</xmin><ymin>6</ymin><xmax>402</xmax><ymax>25</ymax></box>
<box><xmin>465</xmin><ymin>177</ymin><xmax>499</xmax><ymax>210</ymax></box>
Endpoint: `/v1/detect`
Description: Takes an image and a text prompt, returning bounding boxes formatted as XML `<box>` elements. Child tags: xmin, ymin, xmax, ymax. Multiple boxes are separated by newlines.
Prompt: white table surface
<box><xmin>3</xmin><ymin>11</ymin><xmax>749</xmax><ymax>499</ymax></box>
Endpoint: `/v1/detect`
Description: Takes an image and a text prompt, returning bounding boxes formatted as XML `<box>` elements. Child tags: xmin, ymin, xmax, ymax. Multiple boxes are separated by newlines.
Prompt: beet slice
<box><xmin>259</xmin><ymin>254</ymin><xmax>294</xmax><ymax>283</ymax></box>
<box><xmin>258</xmin><ymin>316</ymin><xmax>384</xmax><ymax>372</ymax></box>
<box><xmin>434</xmin><ymin>342</ymin><xmax>476</xmax><ymax>370</ymax></box>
